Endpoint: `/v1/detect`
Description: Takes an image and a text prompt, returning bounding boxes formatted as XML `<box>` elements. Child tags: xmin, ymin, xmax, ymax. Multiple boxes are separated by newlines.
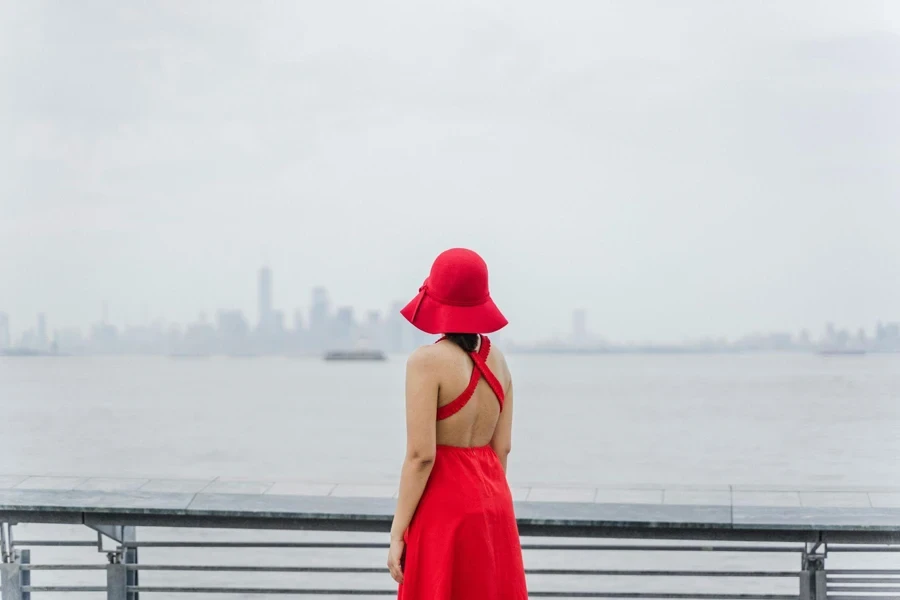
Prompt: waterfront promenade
<box><xmin>2</xmin><ymin>474</ymin><xmax>900</xmax><ymax>599</ymax></box>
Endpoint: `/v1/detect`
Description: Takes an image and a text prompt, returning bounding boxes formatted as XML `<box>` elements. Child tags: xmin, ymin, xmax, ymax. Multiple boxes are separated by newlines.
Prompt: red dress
<box><xmin>398</xmin><ymin>336</ymin><xmax>528</xmax><ymax>599</ymax></box>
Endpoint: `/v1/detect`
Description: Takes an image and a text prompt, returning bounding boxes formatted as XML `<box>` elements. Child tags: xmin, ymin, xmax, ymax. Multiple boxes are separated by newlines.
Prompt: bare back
<box><xmin>431</xmin><ymin>337</ymin><xmax>512</xmax><ymax>448</ymax></box>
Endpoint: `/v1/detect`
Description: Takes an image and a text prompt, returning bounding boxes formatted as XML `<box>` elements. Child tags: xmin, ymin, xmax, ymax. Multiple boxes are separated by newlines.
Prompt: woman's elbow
<box><xmin>406</xmin><ymin>449</ymin><xmax>435</xmax><ymax>469</ymax></box>
<box><xmin>493</xmin><ymin>442</ymin><xmax>511</xmax><ymax>458</ymax></box>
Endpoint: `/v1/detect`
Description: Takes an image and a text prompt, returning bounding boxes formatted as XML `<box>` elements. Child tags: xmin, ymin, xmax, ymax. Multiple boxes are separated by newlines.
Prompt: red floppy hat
<box><xmin>400</xmin><ymin>248</ymin><xmax>508</xmax><ymax>335</ymax></box>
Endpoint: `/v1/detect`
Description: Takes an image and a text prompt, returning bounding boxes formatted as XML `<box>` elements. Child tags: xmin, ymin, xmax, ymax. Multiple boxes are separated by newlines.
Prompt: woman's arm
<box><xmin>490</xmin><ymin>379</ymin><xmax>514</xmax><ymax>474</ymax></box>
<box><xmin>388</xmin><ymin>348</ymin><xmax>438</xmax><ymax>582</ymax></box>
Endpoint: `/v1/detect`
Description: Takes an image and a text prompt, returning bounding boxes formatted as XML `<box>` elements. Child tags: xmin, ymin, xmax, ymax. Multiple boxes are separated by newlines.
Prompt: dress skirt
<box><xmin>398</xmin><ymin>445</ymin><xmax>528</xmax><ymax>599</ymax></box>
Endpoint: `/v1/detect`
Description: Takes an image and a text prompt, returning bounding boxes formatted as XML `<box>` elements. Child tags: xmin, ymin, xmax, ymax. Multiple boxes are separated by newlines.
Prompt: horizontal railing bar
<box><xmin>526</xmin><ymin>570</ymin><xmax>799</xmax><ymax>577</ymax></box>
<box><xmin>9</xmin><ymin>539</ymin><xmax>816</xmax><ymax>555</ymax></box>
<box><xmin>524</xmin><ymin>544</ymin><xmax>804</xmax><ymax>553</ymax></box>
<box><xmin>829</xmin><ymin>569</ymin><xmax>900</xmax><ymax>575</ymax></box>
<box><xmin>126</xmin><ymin>541</ymin><xmax>387</xmax><ymax>548</ymax></box>
<box><xmin>126</xmin><ymin>565</ymin><xmax>383</xmax><ymax>573</ymax></box>
<box><xmin>829</xmin><ymin>545</ymin><xmax>900</xmax><ymax>552</ymax></box>
<box><xmin>522</xmin><ymin>544</ymin><xmax>804</xmax><ymax>553</ymax></box>
<box><xmin>13</xmin><ymin>540</ymin><xmax>96</xmax><ymax>546</ymax></box>
<box><xmin>126</xmin><ymin>590</ymin><xmax>798</xmax><ymax>599</ymax></box>
<box><xmin>18</xmin><ymin>563</ymin><xmax>801</xmax><ymax>577</ymax></box>
<box><xmin>128</xmin><ymin>588</ymin><xmax>395</xmax><ymax>595</ymax></box>
<box><xmin>828</xmin><ymin>577</ymin><xmax>900</xmax><ymax>582</ymax></box>
<box><xmin>118</xmin><ymin>541</ymin><xmax>803</xmax><ymax>552</ymax></box>
<box><xmin>23</xmin><ymin>587</ymin><xmax>107</xmax><ymax>593</ymax></box>
<box><xmin>527</xmin><ymin>596</ymin><xmax>797</xmax><ymax>600</ymax></box>
<box><xmin>829</xmin><ymin>586</ymin><xmax>900</xmax><ymax>592</ymax></box>
<box><xmin>23</xmin><ymin>564</ymin><xmax>107</xmax><ymax>570</ymax></box>
<box><xmin>121</xmin><ymin>565</ymin><xmax>801</xmax><ymax>577</ymax></box>
<box><xmin>829</xmin><ymin>596</ymin><xmax>900</xmax><ymax>600</ymax></box>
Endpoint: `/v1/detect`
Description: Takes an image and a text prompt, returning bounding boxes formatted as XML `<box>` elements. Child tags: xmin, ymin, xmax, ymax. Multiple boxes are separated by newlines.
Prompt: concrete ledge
<box><xmin>2</xmin><ymin>484</ymin><xmax>899</xmax><ymax>543</ymax></box>
<box><xmin>2</xmin><ymin>475</ymin><xmax>897</xmax><ymax>508</ymax></box>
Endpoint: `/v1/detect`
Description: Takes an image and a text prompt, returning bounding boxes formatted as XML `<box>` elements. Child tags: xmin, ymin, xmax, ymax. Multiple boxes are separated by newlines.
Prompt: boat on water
<box><xmin>325</xmin><ymin>335</ymin><xmax>387</xmax><ymax>361</ymax></box>
<box><xmin>1</xmin><ymin>348</ymin><xmax>57</xmax><ymax>357</ymax></box>
<box><xmin>817</xmin><ymin>348</ymin><xmax>867</xmax><ymax>356</ymax></box>
<box><xmin>324</xmin><ymin>349</ymin><xmax>387</xmax><ymax>361</ymax></box>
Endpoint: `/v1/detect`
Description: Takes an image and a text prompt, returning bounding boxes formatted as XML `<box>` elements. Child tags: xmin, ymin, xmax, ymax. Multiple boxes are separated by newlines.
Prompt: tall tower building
<box><xmin>0</xmin><ymin>312</ymin><xmax>9</xmax><ymax>350</ymax></box>
<box><xmin>334</xmin><ymin>306</ymin><xmax>355</xmax><ymax>348</ymax></box>
<box><xmin>37</xmin><ymin>313</ymin><xmax>48</xmax><ymax>350</ymax></box>
<box><xmin>572</xmin><ymin>309</ymin><xmax>587</xmax><ymax>345</ymax></box>
<box><xmin>310</xmin><ymin>287</ymin><xmax>329</xmax><ymax>331</ymax></box>
<box><xmin>309</xmin><ymin>287</ymin><xmax>331</xmax><ymax>350</ymax></box>
<box><xmin>258</xmin><ymin>267</ymin><xmax>273</xmax><ymax>330</ymax></box>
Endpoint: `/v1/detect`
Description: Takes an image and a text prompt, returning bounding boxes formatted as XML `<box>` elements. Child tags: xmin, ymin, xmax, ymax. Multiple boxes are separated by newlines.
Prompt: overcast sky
<box><xmin>1</xmin><ymin>1</ymin><xmax>898</xmax><ymax>343</ymax></box>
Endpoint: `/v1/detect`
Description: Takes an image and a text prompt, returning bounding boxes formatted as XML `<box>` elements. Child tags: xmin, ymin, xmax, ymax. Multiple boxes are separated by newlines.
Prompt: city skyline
<box><xmin>2</xmin><ymin>265</ymin><xmax>899</xmax><ymax>356</ymax></box>
<box><xmin>0</xmin><ymin>266</ymin><xmax>432</xmax><ymax>356</ymax></box>
<box><xmin>3</xmin><ymin>2</ymin><xmax>899</xmax><ymax>345</ymax></box>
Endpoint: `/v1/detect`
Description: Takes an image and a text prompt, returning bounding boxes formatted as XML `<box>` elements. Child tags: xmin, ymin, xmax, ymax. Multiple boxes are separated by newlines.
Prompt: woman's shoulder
<box><xmin>407</xmin><ymin>337</ymin><xmax>507</xmax><ymax>363</ymax></box>
<box><xmin>406</xmin><ymin>342</ymin><xmax>445</xmax><ymax>370</ymax></box>
<box><xmin>406</xmin><ymin>338</ymin><xmax>478</xmax><ymax>369</ymax></box>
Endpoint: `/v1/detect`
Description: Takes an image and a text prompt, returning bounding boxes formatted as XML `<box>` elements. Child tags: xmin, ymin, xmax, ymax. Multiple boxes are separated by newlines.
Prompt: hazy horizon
<box><xmin>2</xmin><ymin>1</ymin><xmax>899</xmax><ymax>343</ymax></box>
<box><xmin>1</xmin><ymin>262</ymin><xmax>897</xmax><ymax>347</ymax></box>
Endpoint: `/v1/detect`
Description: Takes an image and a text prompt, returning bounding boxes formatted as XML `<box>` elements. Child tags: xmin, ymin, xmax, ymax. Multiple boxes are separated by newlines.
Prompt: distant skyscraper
<box><xmin>272</xmin><ymin>310</ymin><xmax>285</xmax><ymax>335</ymax></box>
<box><xmin>183</xmin><ymin>317</ymin><xmax>216</xmax><ymax>355</ymax></box>
<box><xmin>572</xmin><ymin>309</ymin><xmax>587</xmax><ymax>344</ymax></box>
<box><xmin>217</xmin><ymin>310</ymin><xmax>250</xmax><ymax>339</ymax></box>
<box><xmin>90</xmin><ymin>321</ymin><xmax>120</xmax><ymax>354</ymax></box>
<box><xmin>217</xmin><ymin>309</ymin><xmax>250</xmax><ymax>354</ymax></box>
<box><xmin>334</xmin><ymin>306</ymin><xmax>356</xmax><ymax>348</ymax></box>
<box><xmin>308</xmin><ymin>287</ymin><xmax>331</xmax><ymax>350</ymax></box>
<box><xmin>887</xmin><ymin>323</ymin><xmax>900</xmax><ymax>341</ymax></box>
<box><xmin>293</xmin><ymin>309</ymin><xmax>305</xmax><ymax>333</ymax></box>
<box><xmin>362</xmin><ymin>310</ymin><xmax>383</xmax><ymax>350</ymax></box>
<box><xmin>37</xmin><ymin>313</ymin><xmax>48</xmax><ymax>350</ymax></box>
<box><xmin>310</xmin><ymin>287</ymin><xmax>329</xmax><ymax>327</ymax></box>
<box><xmin>336</xmin><ymin>307</ymin><xmax>354</xmax><ymax>325</ymax></box>
<box><xmin>258</xmin><ymin>267</ymin><xmax>273</xmax><ymax>331</ymax></box>
<box><xmin>0</xmin><ymin>312</ymin><xmax>9</xmax><ymax>350</ymax></box>
<box><xmin>55</xmin><ymin>328</ymin><xmax>85</xmax><ymax>353</ymax></box>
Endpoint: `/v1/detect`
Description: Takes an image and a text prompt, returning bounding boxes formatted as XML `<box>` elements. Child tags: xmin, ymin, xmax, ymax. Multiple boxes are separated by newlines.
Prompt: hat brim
<box><xmin>400</xmin><ymin>292</ymin><xmax>508</xmax><ymax>335</ymax></box>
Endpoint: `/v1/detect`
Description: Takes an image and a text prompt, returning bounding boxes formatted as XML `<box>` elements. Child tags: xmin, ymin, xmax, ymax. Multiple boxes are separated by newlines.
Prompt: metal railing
<box><xmin>2</xmin><ymin>522</ymin><xmax>900</xmax><ymax>599</ymax></box>
<box><xmin>3</xmin><ymin>489</ymin><xmax>900</xmax><ymax>599</ymax></box>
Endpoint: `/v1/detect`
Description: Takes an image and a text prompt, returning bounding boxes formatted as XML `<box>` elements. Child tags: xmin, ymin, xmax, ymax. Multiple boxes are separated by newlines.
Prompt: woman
<box><xmin>387</xmin><ymin>248</ymin><xmax>528</xmax><ymax>599</ymax></box>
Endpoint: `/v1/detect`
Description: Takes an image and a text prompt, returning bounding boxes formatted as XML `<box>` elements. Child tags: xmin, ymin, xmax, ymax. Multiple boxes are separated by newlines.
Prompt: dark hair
<box><xmin>444</xmin><ymin>333</ymin><xmax>479</xmax><ymax>353</ymax></box>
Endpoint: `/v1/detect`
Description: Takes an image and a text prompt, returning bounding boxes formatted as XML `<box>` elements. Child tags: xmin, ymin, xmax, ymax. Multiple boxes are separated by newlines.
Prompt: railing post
<box><xmin>122</xmin><ymin>527</ymin><xmax>138</xmax><ymax>600</ymax></box>
<box><xmin>19</xmin><ymin>550</ymin><xmax>29</xmax><ymax>600</ymax></box>
<box><xmin>801</xmin><ymin>544</ymin><xmax>827</xmax><ymax>600</ymax></box>
<box><xmin>0</xmin><ymin>523</ymin><xmax>9</xmax><ymax>564</ymax></box>
<box><xmin>0</xmin><ymin>551</ymin><xmax>23</xmax><ymax>600</ymax></box>
<box><xmin>814</xmin><ymin>570</ymin><xmax>827</xmax><ymax>600</ymax></box>
<box><xmin>106</xmin><ymin>552</ymin><xmax>127</xmax><ymax>600</ymax></box>
<box><xmin>799</xmin><ymin>573</ymin><xmax>812</xmax><ymax>600</ymax></box>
